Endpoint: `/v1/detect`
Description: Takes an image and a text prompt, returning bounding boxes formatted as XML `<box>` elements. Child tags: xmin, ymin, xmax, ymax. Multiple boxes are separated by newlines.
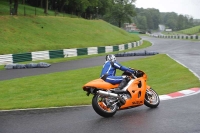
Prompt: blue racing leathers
<box><xmin>100</xmin><ymin>61</ymin><xmax>135</xmax><ymax>84</ymax></box>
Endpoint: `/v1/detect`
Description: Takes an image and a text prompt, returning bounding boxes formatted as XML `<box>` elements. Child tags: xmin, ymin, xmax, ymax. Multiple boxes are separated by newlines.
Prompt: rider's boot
<box><xmin>112</xmin><ymin>77</ymin><xmax>130</xmax><ymax>93</ymax></box>
<box><xmin>116</xmin><ymin>78</ymin><xmax>128</xmax><ymax>90</ymax></box>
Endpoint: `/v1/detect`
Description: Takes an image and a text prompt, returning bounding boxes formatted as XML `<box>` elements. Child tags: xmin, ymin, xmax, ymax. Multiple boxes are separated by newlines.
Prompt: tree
<box><xmin>9</xmin><ymin>0</ymin><xmax>19</xmax><ymax>15</ymax></box>
<box><xmin>44</xmin><ymin>0</ymin><xmax>48</xmax><ymax>14</ymax></box>
<box><xmin>166</xmin><ymin>19</ymin><xmax>177</xmax><ymax>30</ymax></box>
<box><xmin>149</xmin><ymin>9</ymin><xmax>160</xmax><ymax>30</ymax></box>
<box><xmin>86</xmin><ymin>0</ymin><xmax>98</xmax><ymax>18</ymax></box>
<box><xmin>134</xmin><ymin>8</ymin><xmax>161</xmax><ymax>30</ymax></box>
<box><xmin>134</xmin><ymin>15</ymin><xmax>147</xmax><ymax>30</ymax></box>
<box><xmin>59</xmin><ymin>0</ymin><xmax>70</xmax><ymax>12</ymax></box>
<box><xmin>177</xmin><ymin>15</ymin><xmax>185</xmax><ymax>30</ymax></box>
<box><xmin>142</xmin><ymin>10</ymin><xmax>154</xmax><ymax>30</ymax></box>
<box><xmin>106</xmin><ymin>0</ymin><xmax>136</xmax><ymax>27</ymax></box>
<box><xmin>160</xmin><ymin>12</ymin><xmax>194</xmax><ymax>31</ymax></box>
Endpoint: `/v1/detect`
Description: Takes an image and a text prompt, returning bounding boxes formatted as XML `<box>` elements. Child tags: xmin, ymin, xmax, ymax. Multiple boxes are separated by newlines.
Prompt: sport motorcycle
<box><xmin>82</xmin><ymin>69</ymin><xmax>160</xmax><ymax>117</ymax></box>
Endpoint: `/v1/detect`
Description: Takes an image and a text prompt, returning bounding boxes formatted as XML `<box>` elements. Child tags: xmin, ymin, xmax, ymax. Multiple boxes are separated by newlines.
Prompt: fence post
<box><xmin>24</xmin><ymin>6</ymin><xmax>26</xmax><ymax>16</ymax></box>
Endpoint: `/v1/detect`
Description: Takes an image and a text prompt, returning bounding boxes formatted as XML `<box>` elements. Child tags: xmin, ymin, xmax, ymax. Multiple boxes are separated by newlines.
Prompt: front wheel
<box><xmin>144</xmin><ymin>88</ymin><xmax>160</xmax><ymax>108</ymax></box>
<box><xmin>92</xmin><ymin>94</ymin><xmax>118</xmax><ymax>118</ymax></box>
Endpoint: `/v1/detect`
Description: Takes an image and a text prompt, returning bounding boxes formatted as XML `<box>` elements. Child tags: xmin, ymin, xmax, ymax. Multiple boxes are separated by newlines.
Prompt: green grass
<box><xmin>162</xmin><ymin>25</ymin><xmax>200</xmax><ymax>35</ymax></box>
<box><xmin>0</xmin><ymin>0</ymin><xmax>140</xmax><ymax>55</ymax></box>
<box><xmin>178</xmin><ymin>25</ymin><xmax>200</xmax><ymax>35</ymax></box>
<box><xmin>0</xmin><ymin>16</ymin><xmax>140</xmax><ymax>55</ymax></box>
<box><xmin>0</xmin><ymin>54</ymin><xmax>199</xmax><ymax>110</ymax></box>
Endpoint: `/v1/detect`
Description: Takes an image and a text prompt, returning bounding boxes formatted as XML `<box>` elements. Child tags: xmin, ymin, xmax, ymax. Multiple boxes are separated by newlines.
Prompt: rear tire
<box><xmin>144</xmin><ymin>88</ymin><xmax>160</xmax><ymax>108</ymax></box>
<box><xmin>92</xmin><ymin>94</ymin><xmax>118</xmax><ymax>117</ymax></box>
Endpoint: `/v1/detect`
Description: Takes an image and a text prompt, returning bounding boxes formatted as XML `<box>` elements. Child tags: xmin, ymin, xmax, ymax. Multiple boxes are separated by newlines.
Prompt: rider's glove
<box><xmin>133</xmin><ymin>70</ymin><xmax>138</xmax><ymax>77</ymax></box>
<box><xmin>134</xmin><ymin>70</ymin><xmax>143</xmax><ymax>77</ymax></box>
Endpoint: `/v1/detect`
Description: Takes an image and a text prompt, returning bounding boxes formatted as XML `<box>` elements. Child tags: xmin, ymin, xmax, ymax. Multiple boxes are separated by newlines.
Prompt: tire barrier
<box><xmin>146</xmin><ymin>33</ymin><xmax>200</xmax><ymax>40</ymax></box>
<box><xmin>115</xmin><ymin>51</ymin><xmax>159</xmax><ymax>57</ymax></box>
<box><xmin>0</xmin><ymin>40</ymin><xmax>143</xmax><ymax>65</ymax></box>
<box><xmin>4</xmin><ymin>62</ymin><xmax>51</xmax><ymax>70</ymax></box>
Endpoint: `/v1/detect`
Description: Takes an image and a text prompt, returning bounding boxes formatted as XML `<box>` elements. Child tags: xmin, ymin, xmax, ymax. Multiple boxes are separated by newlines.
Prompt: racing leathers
<box><xmin>100</xmin><ymin>61</ymin><xmax>135</xmax><ymax>85</ymax></box>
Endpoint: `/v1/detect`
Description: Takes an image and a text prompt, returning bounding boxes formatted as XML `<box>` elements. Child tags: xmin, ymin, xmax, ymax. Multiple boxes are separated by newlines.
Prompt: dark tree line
<box><xmin>9</xmin><ymin>0</ymin><xmax>197</xmax><ymax>30</ymax></box>
<box><xmin>134</xmin><ymin>8</ymin><xmax>195</xmax><ymax>31</ymax></box>
<box><xmin>9</xmin><ymin>0</ymin><xmax>136</xmax><ymax>28</ymax></box>
<box><xmin>160</xmin><ymin>12</ymin><xmax>194</xmax><ymax>30</ymax></box>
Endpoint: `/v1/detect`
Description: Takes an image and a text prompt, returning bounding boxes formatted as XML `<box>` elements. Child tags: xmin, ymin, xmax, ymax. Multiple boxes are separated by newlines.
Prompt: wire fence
<box><xmin>9</xmin><ymin>6</ymin><xmax>76</xmax><ymax>17</ymax></box>
<box><xmin>0</xmin><ymin>2</ymin><xmax>99</xmax><ymax>19</ymax></box>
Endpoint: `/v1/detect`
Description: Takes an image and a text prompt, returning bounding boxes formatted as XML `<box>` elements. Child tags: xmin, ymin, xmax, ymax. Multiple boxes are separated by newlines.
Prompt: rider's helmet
<box><xmin>105</xmin><ymin>54</ymin><xmax>116</xmax><ymax>62</ymax></box>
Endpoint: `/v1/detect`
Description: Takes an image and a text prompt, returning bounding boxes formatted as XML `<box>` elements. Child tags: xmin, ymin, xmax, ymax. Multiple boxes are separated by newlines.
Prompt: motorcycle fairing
<box><xmin>120</xmin><ymin>78</ymin><xmax>147</xmax><ymax>109</ymax></box>
<box><xmin>83</xmin><ymin>78</ymin><xmax>119</xmax><ymax>91</ymax></box>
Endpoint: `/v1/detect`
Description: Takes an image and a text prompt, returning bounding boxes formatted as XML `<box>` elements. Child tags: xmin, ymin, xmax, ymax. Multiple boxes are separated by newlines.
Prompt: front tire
<box><xmin>144</xmin><ymin>88</ymin><xmax>160</xmax><ymax>108</ymax></box>
<box><xmin>92</xmin><ymin>94</ymin><xmax>118</xmax><ymax>117</ymax></box>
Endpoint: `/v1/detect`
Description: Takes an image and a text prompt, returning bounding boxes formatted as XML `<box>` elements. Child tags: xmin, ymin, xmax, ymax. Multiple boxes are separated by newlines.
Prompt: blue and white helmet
<box><xmin>105</xmin><ymin>54</ymin><xmax>116</xmax><ymax>62</ymax></box>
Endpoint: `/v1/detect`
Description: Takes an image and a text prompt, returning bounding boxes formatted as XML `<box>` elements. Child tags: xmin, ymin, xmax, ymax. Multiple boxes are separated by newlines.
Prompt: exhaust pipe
<box><xmin>97</xmin><ymin>90</ymin><xmax>126</xmax><ymax>105</ymax></box>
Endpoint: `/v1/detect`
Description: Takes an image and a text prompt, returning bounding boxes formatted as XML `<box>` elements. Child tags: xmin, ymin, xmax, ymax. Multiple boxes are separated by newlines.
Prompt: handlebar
<box><xmin>122</xmin><ymin>69</ymin><xmax>145</xmax><ymax>79</ymax></box>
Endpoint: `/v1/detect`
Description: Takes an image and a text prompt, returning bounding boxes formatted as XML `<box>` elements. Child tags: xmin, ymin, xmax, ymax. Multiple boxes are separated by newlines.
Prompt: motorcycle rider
<box><xmin>100</xmin><ymin>54</ymin><xmax>136</xmax><ymax>90</ymax></box>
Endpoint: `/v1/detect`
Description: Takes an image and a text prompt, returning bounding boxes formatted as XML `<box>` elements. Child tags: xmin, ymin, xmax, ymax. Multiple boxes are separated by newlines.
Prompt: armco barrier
<box><xmin>0</xmin><ymin>40</ymin><xmax>143</xmax><ymax>65</ymax></box>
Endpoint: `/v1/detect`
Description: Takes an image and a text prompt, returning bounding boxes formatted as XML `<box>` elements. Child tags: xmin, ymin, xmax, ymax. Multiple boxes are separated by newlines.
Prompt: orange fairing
<box><xmin>143</xmin><ymin>73</ymin><xmax>147</xmax><ymax>81</ymax></box>
<box><xmin>120</xmin><ymin>78</ymin><xmax>147</xmax><ymax>109</ymax></box>
<box><xmin>83</xmin><ymin>78</ymin><xmax>119</xmax><ymax>90</ymax></box>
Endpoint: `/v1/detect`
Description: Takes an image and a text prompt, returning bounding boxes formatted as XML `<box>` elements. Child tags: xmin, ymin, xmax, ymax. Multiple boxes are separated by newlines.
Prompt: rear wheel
<box><xmin>144</xmin><ymin>88</ymin><xmax>160</xmax><ymax>108</ymax></box>
<box><xmin>92</xmin><ymin>94</ymin><xmax>118</xmax><ymax>117</ymax></box>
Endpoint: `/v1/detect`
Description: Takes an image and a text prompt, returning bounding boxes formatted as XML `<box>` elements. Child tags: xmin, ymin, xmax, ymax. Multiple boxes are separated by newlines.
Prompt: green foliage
<box><xmin>160</xmin><ymin>12</ymin><xmax>178</xmax><ymax>26</ymax></box>
<box><xmin>166</xmin><ymin>19</ymin><xmax>177</xmax><ymax>30</ymax></box>
<box><xmin>103</xmin><ymin>0</ymin><xmax>136</xmax><ymax>27</ymax></box>
<box><xmin>134</xmin><ymin>8</ymin><xmax>195</xmax><ymax>31</ymax></box>
<box><xmin>160</xmin><ymin>12</ymin><xmax>194</xmax><ymax>31</ymax></box>
<box><xmin>134</xmin><ymin>8</ymin><xmax>160</xmax><ymax>30</ymax></box>
<box><xmin>134</xmin><ymin>15</ymin><xmax>147</xmax><ymax>30</ymax></box>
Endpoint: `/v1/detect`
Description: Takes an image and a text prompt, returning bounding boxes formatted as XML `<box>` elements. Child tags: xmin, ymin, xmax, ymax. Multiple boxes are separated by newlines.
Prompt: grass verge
<box><xmin>161</xmin><ymin>25</ymin><xmax>200</xmax><ymax>36</ymax></box>
<box><xmin>0</xmin><ymin>54</ymin><xmax>199</xmax><ymax>110</ymax></box>
<box><xmin>0</xmin><ymin>15</ymin><xmax>140</xmax><ymax>55</ymax></box>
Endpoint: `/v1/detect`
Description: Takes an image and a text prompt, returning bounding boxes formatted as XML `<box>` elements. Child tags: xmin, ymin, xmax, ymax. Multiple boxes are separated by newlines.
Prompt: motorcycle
<box><xmin>82</xmin><ymin>69</ymin><xmax>160</xmax><ymax>117</ymax></box>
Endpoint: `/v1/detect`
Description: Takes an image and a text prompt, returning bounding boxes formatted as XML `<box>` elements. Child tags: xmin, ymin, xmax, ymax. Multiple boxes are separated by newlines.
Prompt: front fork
<box><xmin>146</xmin><ymin>86</ymin><xmax>153</xmax><ymax>96</ymax></box>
